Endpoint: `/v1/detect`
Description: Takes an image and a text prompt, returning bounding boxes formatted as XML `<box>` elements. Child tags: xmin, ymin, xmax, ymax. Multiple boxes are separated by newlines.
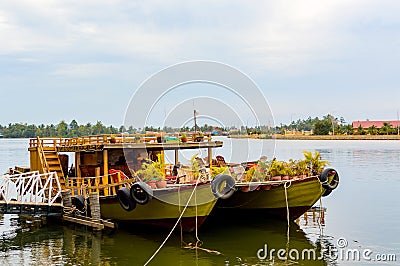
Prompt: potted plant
<box><xmin>194</xmin><ymin>132</ymin><xmax>204</xmax><ymax>142</ymax></box>
<box><xmin>210</xmin><ymin>165</ymin><xmax>229</xmax><ymax>178</ymax></box>
<box><xmin>135</xmin><ymin>158</ymin><xmax>166</xmax><ymax>189</ymax></box>
<box><xmin>156</xmin><ymin>133</ymin><xmax>164</xmax><ymax>143</ymax></box>
<box><xmin>134</xmin><ymin>135</ymin><xmax>141</xmax><ymax>143</ymax></box>
<box><xmin>109</xmin><ymin>134</ymin><xmax>117</xmax><ymax>144</ymax></box>
<box><xmin>180</xmin><ymin>133</ymin><xmax>187</xmax><ymax>143</ymax></box>
<box><xmin>268</xmin><ymin>159</ymin><xmax>283</xmax><ymax>181</ymax></box>
<box><xmin>153</xmin><ymin>153</ymin><xmax>167</xmax><ymax>188</ymax></box>
<box><xmin>295</xmin><ymin>159</ymin><xmax>309</xmax><ymax>179</ymax></box>
<box><xmin>302</xmin><ymin>150</ymin><xmax>330</xmax><ymax>175</ymax></box>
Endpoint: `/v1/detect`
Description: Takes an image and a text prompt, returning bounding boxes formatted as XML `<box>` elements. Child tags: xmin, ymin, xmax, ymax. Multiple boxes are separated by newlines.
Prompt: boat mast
<box><xmin>194</xmin><ymin>109</ymin><xmax>197</xmax><ymax>134</ymax></box>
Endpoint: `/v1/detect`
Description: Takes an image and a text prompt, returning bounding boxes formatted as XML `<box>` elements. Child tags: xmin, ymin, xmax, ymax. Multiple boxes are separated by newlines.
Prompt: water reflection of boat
<box><xmin>201</xmin><ymin>218</ymin><xmax>328</xmax><ymax>265</ymax></box>
<box><xmin>0</xmin><ymin>213</ymin><xmax>330</xmax><ymax>265</ymax></box>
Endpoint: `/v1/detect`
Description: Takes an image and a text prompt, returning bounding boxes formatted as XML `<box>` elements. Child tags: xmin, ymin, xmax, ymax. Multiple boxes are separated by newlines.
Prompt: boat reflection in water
<box><xmin>0</xmin><ymin>208</ymin><xmax>333</xmax><ymax>265</ymax></box>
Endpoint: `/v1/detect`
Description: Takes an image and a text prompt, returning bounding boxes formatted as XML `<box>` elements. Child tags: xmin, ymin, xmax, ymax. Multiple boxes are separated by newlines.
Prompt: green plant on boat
<box><xmin>245</xmin><ymin>164</ymin><xmax>267</xmax><ymax>182</ymax></box>
<box><xmin>180</xmin><ymin>133</ymin><xmax>187</xmax><ymax>143</ymax></box>
<box><xmin>135</xmin><ymin>156</ymin><xmax>165</xmax><ymax>182</ymax></box>
<box><xmin>240</xmin><ymin>152</ymin><xmax>331</xmax><ymax>182</ymax></box>
<box><xmin>190</xmin><ymin>154</ymin><xmax>200</xmax><ymax>179</ymax></box>
<box><xmin>294</xmin><ymin>159</ymin><xmax>309</xmax><ymax>177</ymax></box>
<box><xmin>302</xmin><ymin>150</ymin><xmax>330</xmax><ymax>175</ymax></box>
<box><xmin>267</xmin><ymin>159</ymin><xmax>285</xmax><ymax>177</ymax></box>
<box><xmin>210</xmin><ymin>165</ymin><xmax>229</xmax><ymax>178</ymax></box>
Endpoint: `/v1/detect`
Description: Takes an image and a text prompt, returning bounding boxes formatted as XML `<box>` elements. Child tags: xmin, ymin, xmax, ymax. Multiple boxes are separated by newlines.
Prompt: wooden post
<box><xmin>208</xmin><ymin>147</ymin><xmax>212</xmax><ymax>168</ymax></box>
<box><xmin>61</xmin><ymin>189</ymin><xmax>72</xmax><ymax>208</ymax></box>
<box><xmin>111</xmin><ymin>174</ymin><xmax>116</xmax><ymax>196</ymax></box>
<box><xmin>89</xmin><ymin>192</ymin><xmax>102</xmax><ymax>231</ymax></box>
<box><xmin>95</xmin><ymin>167</ymin><xmax>100</xmax><ymax>194</ymax></box>
<box><xmin>102</xmin><ymin>150</ymin><xmax>109</xmax><ymax>196</ymax></box>
<box><xmin>174</xmin><ymin>149</ymin><xmax>179</xmax><ymax>165</ymax></box>
<box><xmin>76</xmin><ymin>152</ymin><xmax>81</xmax><ymax>178</ymax></box>
<box><xmin>117</xmin><ymin>172</ymin><xmax>122</xmax><ymax>190</ymax></box>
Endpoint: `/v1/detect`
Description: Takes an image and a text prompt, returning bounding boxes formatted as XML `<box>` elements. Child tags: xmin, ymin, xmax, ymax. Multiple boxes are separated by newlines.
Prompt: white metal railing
<box><xmin>0</xmin><ymin>171</ymin><xmax>62</xmax><ymax>205</ymax></box>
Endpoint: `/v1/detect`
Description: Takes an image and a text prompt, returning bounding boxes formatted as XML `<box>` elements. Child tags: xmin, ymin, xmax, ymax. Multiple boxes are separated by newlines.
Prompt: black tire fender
<box><xmin>322</xmin><ymin>188</ymin><xmax>332</xmax><ymax>197</ymax></box>
<box><xmin>130</xmin><ymin>182</ymin><xmax>153</xmax><ymax>205</ymax></box>
<box><xmin>117</xmin><ymin>187</ymin><xmax>136</xmax><ymax>211</ymax></box>
<box><xmin>319</xmin><ymin>168</ymin><xmax>339</xmax><ymax>191</ymax></box>
<box><xmin>72</xmin><ymin>195</ymin><xmax>85</xmax><ymax>211</ymax></box>
<box><xmin>211</xmin><ymin>174</ymin><xmax>235</xmax><ymax>199</ymax></box>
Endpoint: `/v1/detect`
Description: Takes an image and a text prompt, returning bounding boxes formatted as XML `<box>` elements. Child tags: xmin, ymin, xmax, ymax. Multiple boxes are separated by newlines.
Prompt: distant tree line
<box><xmin>1</xmin><ymin>116</ymin><xmax>399</xmax><ymax>138</ymax></box>
<box><xmin>0</xmin><ymin>120</ymin><xmax>229</xmax><ymax>138</ymax></box>
<box><xmin>0</xmin><ymin>120</ymin><xmax>119</xmax><ymax>138</ymax></box>
<box><xmin>276</xmin><ymin>114</ymin><xmax>400</xmax><ymax>135</ymax></box>
<box><xmin>278</xmin><ymin>115</ymin><xmax>352</xmax><ymax>135</ymax></box>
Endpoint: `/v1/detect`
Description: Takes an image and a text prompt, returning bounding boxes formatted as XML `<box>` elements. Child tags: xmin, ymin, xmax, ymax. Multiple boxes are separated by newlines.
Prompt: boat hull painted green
<box><xmin>99</xmin><ymin>183</ymin><xmax>217</xmax><ymax>232</ymax></box>
<box><xmin>214</xmin><ymin>177</ymin><xmax>326</xmax><ymax>220</ymax></box>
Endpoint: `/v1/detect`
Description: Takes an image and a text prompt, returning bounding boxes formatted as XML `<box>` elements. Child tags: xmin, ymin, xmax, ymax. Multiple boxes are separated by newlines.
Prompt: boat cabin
<box><xmin>28</xmin><ymin>133</ymin><xmax>223</xmax><ymax>196</ymax></box>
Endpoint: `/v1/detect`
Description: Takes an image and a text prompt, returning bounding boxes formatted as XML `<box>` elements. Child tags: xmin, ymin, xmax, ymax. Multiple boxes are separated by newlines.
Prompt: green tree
<box><xmin>357</xmin><ymin>125</ymin><xmax>366</xmax><ymax>135</ymax></box>
<box><xmin>313</xmin><ymin>119</ymin><xmax>331</xmax><ymax>135</ymax></box>
<box><xmin>56</xmin><ymin>121</ymin><xmax>68</xmax><ymax>137</ymax></box>
<box><xmin>367</xmin><ymin>125</ymin><xmax>378</xmax><ymax>135</ymax></box>
<box><xmin>379</xmin><ymin>122</ymin><xmax>392</xmax><ymax>135</ymax></box>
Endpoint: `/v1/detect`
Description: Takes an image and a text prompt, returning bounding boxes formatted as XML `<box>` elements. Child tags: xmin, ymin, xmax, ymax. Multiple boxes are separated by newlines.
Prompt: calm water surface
<box><xmin>0</xmin><ymin>138</ymin><xmax>399</xmax><ymax>265</ymax></box>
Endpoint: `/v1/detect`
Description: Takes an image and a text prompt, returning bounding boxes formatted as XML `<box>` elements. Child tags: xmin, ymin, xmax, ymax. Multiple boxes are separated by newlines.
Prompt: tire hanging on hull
<box><xmin>319</xmin><ymin>168</ymin><xmax>339</xmax><ymax>197</ymax></box>
<box><xmin>130</xmin><ymin>182</ymin><xmax>153</xmax><ymax>205</ymax></box>
<box><xmin>211</xmin><ymin>174</ymin><xmax>235</xmax><ymax>199</ymax></box>
<box><xmin>117</xmin><ymin>187</ymin><xmax>136</xmax><ymax>211</ymax></box>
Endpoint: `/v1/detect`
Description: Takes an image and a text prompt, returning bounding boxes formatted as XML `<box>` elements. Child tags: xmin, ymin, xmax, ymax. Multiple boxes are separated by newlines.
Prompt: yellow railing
<box><xmin>29</xmin><ymin>132</ymin><xmax>213</xmax><ymax>148</ymax></box>
<box><xmin>67</xmin><ymin>173</ymin><xmax>136</xmax><ymax>197</ymax></box>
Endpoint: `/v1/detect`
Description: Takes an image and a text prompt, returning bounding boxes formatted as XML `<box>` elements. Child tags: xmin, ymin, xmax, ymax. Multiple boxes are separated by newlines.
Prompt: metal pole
<box><xmin>194</xmin><ymin>109</ymin><xmax>197</xmax><ymax>134</ymax></box>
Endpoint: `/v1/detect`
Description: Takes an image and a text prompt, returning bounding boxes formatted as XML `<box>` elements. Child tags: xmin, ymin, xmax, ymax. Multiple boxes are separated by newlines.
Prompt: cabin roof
<box><xmin>29</xmin><ymin>133</ymin><xmax>223</xmax><ymax>152</ymax></box>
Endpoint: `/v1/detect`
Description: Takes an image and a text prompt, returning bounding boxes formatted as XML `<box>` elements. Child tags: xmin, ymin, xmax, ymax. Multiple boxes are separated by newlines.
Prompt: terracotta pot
<box><xmin>282</xmin><ymin>175</ymin><xmax>290</xmax><ymax>180</ymax></box>
<box><xmin>262</xmin><ymin>185</ymin><xmax>271</xmax><ymax>190</ymax></box>
<box><xmin>181</xmin><ymin>137</ymin><xmax>187</xmax><ymax>143</ymax></box>
<box><xmin>240</xmin><ymin>186</ymin><xmax>250</xmax><ymax>192</ymax></box>
<box><xmin>146</xmin><ymin>181</ymin><xmax>157</xmax><ymax>189</ymax></box>
<box><xmin>110</xmin><ymin>137</ymin><xmax>116</xmax><ymax>144</ymax></box>
<box><xmin>156</xmin><ymin>180</ymin><xmax>167</xmax><ymax>188</ymax></box>
<box><xmin>270</xmin><ymin>176</ymin><xmax>282</xmax><ymax>181</ymax></box>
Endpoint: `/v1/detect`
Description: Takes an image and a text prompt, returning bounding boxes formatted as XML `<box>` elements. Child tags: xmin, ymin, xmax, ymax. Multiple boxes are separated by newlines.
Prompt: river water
<box><xmin>0</xmin><ymin>138</ymin><xmax>399</xmax><ymax>265</ymax></box>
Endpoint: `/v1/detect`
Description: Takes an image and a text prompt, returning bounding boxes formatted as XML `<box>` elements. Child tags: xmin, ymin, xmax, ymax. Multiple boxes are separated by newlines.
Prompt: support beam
<box><xmin>208</xmin><ymin>147</ymin><xmax>212</xmax><ymax>167</ymax></box>
<box><xmin>102</xmin><ymin>150</ymin><xmax>109</xmax><ymax>196</ymax></box>
<box><xmin>76</xmin><ymin>152</ymin><xmax>81</xmax><ymax>178</ymax></box>
<box><xmin>174</xmin><ymin>150</ymin><xmax>179</xmax><ymax>165</ymax></box>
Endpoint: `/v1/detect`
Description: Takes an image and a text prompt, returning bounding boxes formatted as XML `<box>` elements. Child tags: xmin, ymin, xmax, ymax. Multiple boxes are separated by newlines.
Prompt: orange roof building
<box><xmin>352</xmin><ymin>120</ymin><xmax>400</xmax><ymax>129</ymax></box>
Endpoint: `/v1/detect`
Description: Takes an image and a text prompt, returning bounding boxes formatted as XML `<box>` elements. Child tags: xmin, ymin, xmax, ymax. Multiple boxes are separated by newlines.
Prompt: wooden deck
<box><xmin>0</xmin><ymin>201</ymin><xmax>63</xmax><ymax>216</ymax></box>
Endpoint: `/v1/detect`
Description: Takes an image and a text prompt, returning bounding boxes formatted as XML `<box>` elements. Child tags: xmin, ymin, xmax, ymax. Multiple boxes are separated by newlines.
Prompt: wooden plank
<box><xmin>0</xmin><ymin>201</ymin><xmax>63</xmax><ymax>207</ymax></box>
<box><xmin>70</xmin><ymin>214</ymin><xmax>115</xmax><ymax>229</ymax></box>
<box><xmin>62</xmin><ymin>215</ymin><xmax>104</xmax><ymax>229</ymax></box>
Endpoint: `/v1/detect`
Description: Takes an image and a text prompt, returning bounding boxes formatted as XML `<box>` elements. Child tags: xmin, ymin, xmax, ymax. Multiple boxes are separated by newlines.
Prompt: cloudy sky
<box><xmin>0</xmin><ymin>0</ymin><xmax>399</xmax><ymax>128</ymax></box>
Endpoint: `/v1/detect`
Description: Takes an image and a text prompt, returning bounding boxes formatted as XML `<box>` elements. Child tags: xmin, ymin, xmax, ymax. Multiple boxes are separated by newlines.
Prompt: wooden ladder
<box><xmin>37</xmin><ymin>137</ymin><xmax>66</xmax><ymax>188</ymax></box>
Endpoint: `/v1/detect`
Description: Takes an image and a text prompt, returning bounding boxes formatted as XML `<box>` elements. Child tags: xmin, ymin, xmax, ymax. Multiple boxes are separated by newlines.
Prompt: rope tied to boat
<box><xmin>143</xmin><ymin>176</ymin><xmax>221</xmax><ymax>266</ymax></box>
<box><xmin>62</xmin><ymin>206</ymin><xmax>76</xmax><ymax>215</ymax></box>
<box><xmin>318</xmin><ymin>182</ymin><xmax>325</xmax><ymax>232</ymax></box>
<box><xmin>284</xmin><ymin>180</ymin><xmax>292</xmax><ymax>259</ymax></box>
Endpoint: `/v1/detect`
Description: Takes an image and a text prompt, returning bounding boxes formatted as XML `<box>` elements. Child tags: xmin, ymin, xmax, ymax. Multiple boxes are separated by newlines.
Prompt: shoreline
<box><xmin>228</xmin><ymin>135</ymin><xmax>400</xmax><ymax>140</ymax></box>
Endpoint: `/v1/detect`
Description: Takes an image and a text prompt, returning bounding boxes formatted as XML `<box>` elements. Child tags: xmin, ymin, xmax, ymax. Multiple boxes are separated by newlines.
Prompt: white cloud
<box><xmin>0</xmin><ymin>0</ymin><xmax>399</xmax><ymax>124</ymax></box>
